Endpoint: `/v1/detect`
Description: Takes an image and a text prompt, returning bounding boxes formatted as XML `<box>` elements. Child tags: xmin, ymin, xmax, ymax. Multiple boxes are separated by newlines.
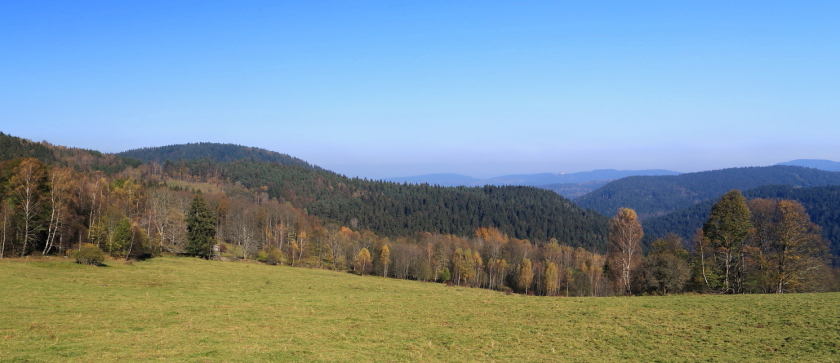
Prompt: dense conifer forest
<box><xmin>119</xmin><ymin>143</ymin><xmax>317</xmax><ymax>169</ymax></box>
<box><xmin>575</xmin><ymin>166</ymin><xmax>840</xmax><ymax>218</ymax></box>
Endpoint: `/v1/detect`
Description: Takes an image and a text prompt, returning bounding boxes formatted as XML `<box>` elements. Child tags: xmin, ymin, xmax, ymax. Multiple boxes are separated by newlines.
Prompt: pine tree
<box><xmin>185</xmin><ymin>196</ymin><xmax>216</xmax><ymax>258</ymax></box>
<box><xmin>110</xmin><ymin>217</ymin><xmax>132</xmax><ymax>257</ymax></box>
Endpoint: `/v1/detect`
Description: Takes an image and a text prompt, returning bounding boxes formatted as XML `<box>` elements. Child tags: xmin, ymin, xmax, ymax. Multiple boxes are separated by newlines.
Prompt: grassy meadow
<box><xmin>1</xmin><ymin>257</ymin><xmax>838</xmax><ymax>362</ymax></box>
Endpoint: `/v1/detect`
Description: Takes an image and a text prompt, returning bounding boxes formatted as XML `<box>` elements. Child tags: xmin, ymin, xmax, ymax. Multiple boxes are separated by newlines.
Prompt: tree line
<box><xmin>1</xmin><ymin>133</ymin><xmax>838</xmax><ymax>295</ymax></box>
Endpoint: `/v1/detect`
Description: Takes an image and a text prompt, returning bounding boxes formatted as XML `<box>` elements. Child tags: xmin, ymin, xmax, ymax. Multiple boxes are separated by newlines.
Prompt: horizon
<box><xmin>3</xmin><ymin>1</ymin><xmax>839</xmax><ymax>180</ymax></box>
<box><xmin>9</xmin><ymin>130</ymin><xmax>836</xmax><ymax>181</ymax></box>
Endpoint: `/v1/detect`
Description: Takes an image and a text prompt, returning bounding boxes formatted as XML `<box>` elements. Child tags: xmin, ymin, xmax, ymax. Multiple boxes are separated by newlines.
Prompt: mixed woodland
<box><xmin>1</xmin><ymin>131</ymin><xmax>838</xmax><ymax>296</ymax></box>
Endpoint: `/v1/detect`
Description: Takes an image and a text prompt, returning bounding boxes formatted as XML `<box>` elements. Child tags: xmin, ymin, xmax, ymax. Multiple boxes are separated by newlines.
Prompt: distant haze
<box><xmin>386</xmin><ymin>169</ymin><xmax>680</xmax><ymax>187</ymax></box>
<box><xmin>777</xmin><ymin>159</ymin><xmax>840</xmax><ymax>172</ymax></box>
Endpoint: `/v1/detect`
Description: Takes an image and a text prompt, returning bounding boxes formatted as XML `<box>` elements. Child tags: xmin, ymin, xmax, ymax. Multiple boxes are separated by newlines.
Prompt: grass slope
<box><xmin>1</xmin><ymin>257</ymin><xmax>838</xmax><ymax>362</ymax></box>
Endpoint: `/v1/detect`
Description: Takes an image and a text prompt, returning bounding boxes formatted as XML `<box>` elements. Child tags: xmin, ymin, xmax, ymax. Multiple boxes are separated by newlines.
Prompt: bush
<box><xmin>71</xmin><ymin>244</ymin><xmax>105</xmax><ymax>266</ymax></box>
<box><xmin>266</xmin><ymin>248</ymin><xmax>283</xmax><ymax>265</ymax></box>
<box><xmin>437</xmin><ymin>267</ymin><xmax>451</xmax><ymax>282</ymax></box>
<box><xmin>256</xmin><ymin>250</ymin><xmax>268</xmax><ymax>262</ymax></box>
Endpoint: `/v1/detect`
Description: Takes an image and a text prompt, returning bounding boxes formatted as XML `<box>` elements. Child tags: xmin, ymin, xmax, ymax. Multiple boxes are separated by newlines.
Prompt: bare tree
<box><xmin>0</xmin><ymin>199</ymin><xmax>12</xmax><ymax>258</ymax></box>
<box><xmin>226</xmin><ymin>201</ymin><xmax>259</xmax><ymax>259</ymax></box>
<box><xmin>10</xmin><ymin>158</ymin><xmax>46</xmax><ymax>256</ymax></box>
<box><xmin>43</xmin><ymin>167</ymin><xmax>75</xmax><ymax>255</ymax></box>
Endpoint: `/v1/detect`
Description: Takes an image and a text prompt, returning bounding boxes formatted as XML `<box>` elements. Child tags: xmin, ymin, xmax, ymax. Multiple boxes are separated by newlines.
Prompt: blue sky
<box><xmin>2</xmin><ymin>1</ymin><xmax>838</xmax><ymax>179</ymax></box>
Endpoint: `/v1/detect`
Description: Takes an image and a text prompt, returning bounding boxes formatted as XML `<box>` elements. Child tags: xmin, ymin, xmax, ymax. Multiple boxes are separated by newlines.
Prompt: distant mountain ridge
<box><xmin>574</xmin><ymin>165</ymin><xmax>840</xmax><ymax>219</ymax></box>
<box><xmin>778</xmin><ymin>159</ymin><xmax>840</xmax><ymax>172</ymax></box>
<box><xmin>118</xmin><ymin>143</ymin><xmax>317</xmax><ymax>170</ymax></box>
<box><xmin>387</xmin><ymin>169</ymin><xmax>680</xmax><ymax>187</ymax></box>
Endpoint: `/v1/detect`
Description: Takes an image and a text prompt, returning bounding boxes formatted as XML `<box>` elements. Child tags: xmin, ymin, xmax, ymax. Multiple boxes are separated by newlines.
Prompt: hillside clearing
<box><xmin>1</xmin><ymin>257</ymin><xmax>837</xmax><ymax>362</ymax></box>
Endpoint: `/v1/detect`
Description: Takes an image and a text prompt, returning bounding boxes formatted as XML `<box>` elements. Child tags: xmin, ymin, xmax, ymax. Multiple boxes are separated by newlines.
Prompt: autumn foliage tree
<box><xmin>766</xmin><ymin>200</ymin><xmax>828</xmax><ymax>293</ymax></box>
<box><xmin>377</xmin><ymin>244</ymin><xmax>390</xmax><ymax>277</ymax></box>
<box><xmin>542</xmin><ymin>261</ymin><xmax>558</xmax><ymax>296</ymax></box>
<box><xmin>518</xmin><ymin>258</ymin><xmax>533</xmax><ymax>294</ymax></box>
<box><xmin>354</xmin><ymin>247</ymin><xmax>372</xmax><ymax>275</ymax></box>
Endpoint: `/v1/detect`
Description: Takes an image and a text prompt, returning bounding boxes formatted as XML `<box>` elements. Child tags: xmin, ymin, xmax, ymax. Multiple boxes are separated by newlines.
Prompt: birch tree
<box><xmin>10</xmin><ymin>158</ymin><xmax>46</xmax><ymax>256</ymax></box>
<box><xmin>43</xmin><ymin>167</ymin><xmax>74</xmax><ymax>255</ymax></box>
<box><xmin>608</xmin><ymin>208</ymin><xmax>643</xmax><ymax>295</ymax></box>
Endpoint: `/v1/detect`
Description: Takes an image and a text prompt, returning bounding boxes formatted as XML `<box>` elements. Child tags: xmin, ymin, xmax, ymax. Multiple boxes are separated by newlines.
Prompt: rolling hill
<box><xmin>116</xmin><ymin>142</ymin><xmax>610</xmax><ymax>249</ymax></box>
<box><xmin>143</xmin><ymin>156</ymin><xmax>610</xmax><ymax>250</ymax></box>
<box><xmin>118</xmin><ymin>143</ymin><xmax>317</xmax><ymax>170</ymax></box>
<box><xmin>574</xmin><ymin>166</ymin><xmax>840</xmax><ymax>219</ymax></box>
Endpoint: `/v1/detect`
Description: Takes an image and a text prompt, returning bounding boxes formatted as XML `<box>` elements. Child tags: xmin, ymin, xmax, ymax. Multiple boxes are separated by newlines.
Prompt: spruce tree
<box><xmin>186</xmin><ymin>196</ymin><xmax>216</xmax><ymax>258</ymax></box>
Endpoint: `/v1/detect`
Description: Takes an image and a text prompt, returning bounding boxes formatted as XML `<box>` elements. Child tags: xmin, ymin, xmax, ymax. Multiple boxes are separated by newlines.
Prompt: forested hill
<box><xmin>574</xmin><ymin>166</ymin><xmax>840</xmax><ymax>219</ymax></box>
<box><xmin>0</xmin><ymin>132</ymin><xmax>57</xmax><ymax>165</ymax></box>
<box><xmin>118</xmin><ymin>143</ymin><xmax>317</xmax><ymax>170</ymax></box>
<box><xmin>0</xmin><ymin>134</ymin><xmax>609</xmax><ymax>249</ymax></box>
<box><xmin>0</xmin><ymin>131</ymin><xmax>140</xmax><ymax>174</ymax></box>
<box><xmin>642</xmin><ymin>185</ymin><xmax>840</xmax><ymax>262</ymax></box>
<box><xmin>177</xmin><ymin>159</ymin><xmax>610</xmax><ymax>251</ymax></box>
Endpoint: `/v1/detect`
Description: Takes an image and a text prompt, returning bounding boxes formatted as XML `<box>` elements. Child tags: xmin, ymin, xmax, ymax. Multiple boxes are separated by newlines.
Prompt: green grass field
<box><xmin>1</xmin><ymin>257</ymin><xmax>838</xmax><ymax>362</ymax></box>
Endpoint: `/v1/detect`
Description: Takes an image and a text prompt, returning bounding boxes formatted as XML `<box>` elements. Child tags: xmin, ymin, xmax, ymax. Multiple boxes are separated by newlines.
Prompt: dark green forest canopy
<box><xmin>642</xmin><ymin>185</ymin><xmax>840</xmax><ymax>264</ymax></box>
<box><xmin>178</xmin><ymin>158</ymin><xmax>610</xmax><ymax>251</ymax></box>
<box><xmin>0</xmin><ymin>132</ymin><xmax>140</xmax><ymax>175</ymax></box>
<box><xmin>118</xmin><ymin>143</ymin><xmax>317</xmax><ymax>170</ymax></box>
<box><xmin>0</xmin><ymin>132</ymin><xmax>56</xmax><ymax>165</ymax></box>
<box><xmin>575</xmin><ymin>166</ymin><xmax>840</xmax><ymax>219</ymax></box>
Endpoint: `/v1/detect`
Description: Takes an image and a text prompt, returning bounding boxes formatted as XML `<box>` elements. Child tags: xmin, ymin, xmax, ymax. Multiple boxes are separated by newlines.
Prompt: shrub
<box><xmin>266</xmin><ymin>248</ymin><xmax>283</xmax><ymax>265</ymax></box>
<box><xmin>437</xmin><ymin>267</ymin><xmax>451</xmax><ymax>282</ymax></box>
<box><xmin>71</xmin><ymin>244</ymin><xmax>105</xmax><ymax>266</ymax></box>
<box><xmin>256</xmin><ymin>250</ymin><xmax>268</xmax><ymax>262</ymax></box>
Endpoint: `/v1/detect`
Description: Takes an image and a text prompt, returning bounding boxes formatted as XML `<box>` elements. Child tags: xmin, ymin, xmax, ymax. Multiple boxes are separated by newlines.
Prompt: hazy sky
<box><xmin>2</xmin><ymin>1</ymin><xmax>838</xmax><ymax>179</ymax></box>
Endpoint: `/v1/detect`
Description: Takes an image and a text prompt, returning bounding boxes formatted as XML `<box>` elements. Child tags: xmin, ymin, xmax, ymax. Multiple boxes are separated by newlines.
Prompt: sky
<box><xmin>1</xmin><ymin>1</ymin><xmax>839</xmax><ymax>179</ymax></box>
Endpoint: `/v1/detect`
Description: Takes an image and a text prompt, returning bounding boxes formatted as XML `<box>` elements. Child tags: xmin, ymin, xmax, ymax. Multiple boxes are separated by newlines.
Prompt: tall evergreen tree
<box><xmin>186</xmin><ymin>196</ymin><xmax>216</xmax><ymax>258</ymax></box>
